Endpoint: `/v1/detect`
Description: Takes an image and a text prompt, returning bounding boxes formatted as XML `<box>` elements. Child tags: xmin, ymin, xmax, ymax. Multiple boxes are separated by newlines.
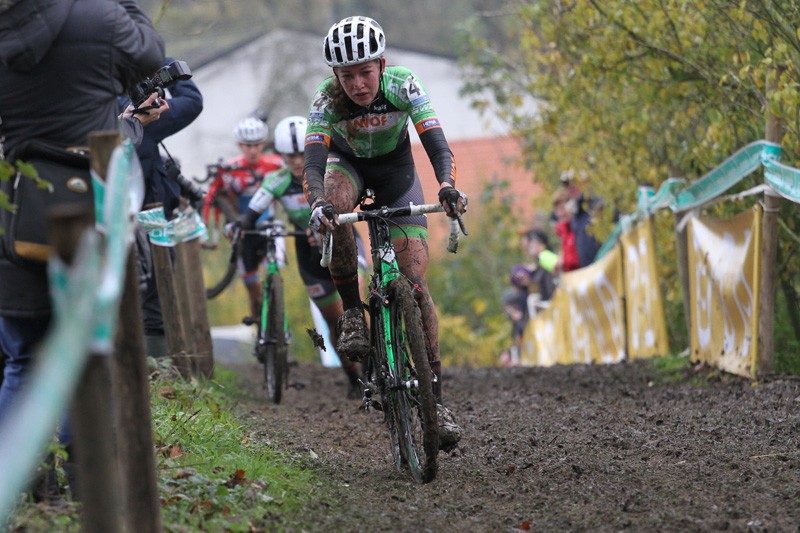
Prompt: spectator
<box><xmin>552</xmin><ymin>187</ymin><xmax>600</xmax><ymax>272</ymax></box>
<box><xmin>523</xmin><ymin>228</ymin><xmax>559</xmax><ymax>274</ymax></box>
<box><xmin>500</xmin><ymin>230</ymin><xmax>557</xmax><ymax>366</ymax></box>
<box><xmin>0</xmin><ymin>0</ymin><xmax>164</xmax><ymax>500</ymax></box>
<box><xmin>121</xmin><ymin>61</ymin><xmax>204</xmax><ymax>356</ymax></box>
<box><xmin>552</xmin><ymin>188</ymin><xmax>580</xmax><ymax>273</ymax></box>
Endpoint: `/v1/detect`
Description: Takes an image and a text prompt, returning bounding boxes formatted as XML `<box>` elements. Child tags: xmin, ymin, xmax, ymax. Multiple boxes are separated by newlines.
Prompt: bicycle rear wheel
<box><xmin>263</xmin><ymin>274</ymin><xmax>287</xmax><ymax>403</ymax></box>
<box><xmin>200</xmin><ymin>195</ymin><xmax>238</xmax><ymax>299</ymax></box>
<box><xmin>387</xmin><ymin>278</ymin><xmax>438</xmax><ymax>483</ymax></box>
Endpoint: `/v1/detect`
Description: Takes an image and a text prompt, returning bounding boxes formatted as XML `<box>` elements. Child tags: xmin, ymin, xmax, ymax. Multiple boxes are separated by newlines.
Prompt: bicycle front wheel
<box><xmin>201</xmin><ymin>195</ymin><xmax>238</xmax><ymax>299</ymax></box>
<box><xmin>387</xmin><ymin>278</ymin><xmax>439</xmax><ymax>483</ymax></box>
<box><xmin>263</xmin><ymin>273</ymin><xmax>287</xmax><ymax>404</ymax></box>
<box><xmin>369</xmin><ymin>297</ymin><xmax>404</xmax><ymax>473</ymax></box>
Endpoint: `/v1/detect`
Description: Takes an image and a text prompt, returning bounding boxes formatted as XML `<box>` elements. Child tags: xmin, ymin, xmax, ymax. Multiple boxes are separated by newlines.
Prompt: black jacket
<box><xmin>0</xmin><ymin>0</ymin><xmax>164</xmax><ymax>317</ymax></box>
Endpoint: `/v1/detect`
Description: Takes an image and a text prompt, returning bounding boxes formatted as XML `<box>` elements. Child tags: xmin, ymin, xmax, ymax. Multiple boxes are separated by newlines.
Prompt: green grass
<box><xmin>4</xmin><ymin>361</ymin><xmax>325</xmax><ymax>532</ymax></box>
<box><xmin>150</xmin><ymin>362</ymin><xmax>321</xmax><ymax>532</ymax></box>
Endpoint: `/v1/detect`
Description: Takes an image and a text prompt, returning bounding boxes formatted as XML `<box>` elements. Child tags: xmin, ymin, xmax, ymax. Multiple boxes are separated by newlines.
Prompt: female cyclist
<box><xmin>303</xmin><ymin>16</ymin><xmax>466</xmax><ymax>447</ymax></box>
<box><xmin>235</xmin><ymin>116</ymin><xmax>368</xmax><ymax>399</ymax></box>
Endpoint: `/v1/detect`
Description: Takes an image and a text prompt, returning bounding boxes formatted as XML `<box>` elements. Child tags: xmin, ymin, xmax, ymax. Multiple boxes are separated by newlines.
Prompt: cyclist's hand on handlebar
<box><xmin>224</xmin><ymin>220</ymin><xmax>242</xmax><ymax>240</ymax></box>
<box><xmin>309</xmin><ymin>200</ymin><xmax>337</xmax><ymax>232</ymax></box>
<box><xmin>438</xmin><ymin>185</ymin><xmax>468</xmax><ymax>217</ymax></box>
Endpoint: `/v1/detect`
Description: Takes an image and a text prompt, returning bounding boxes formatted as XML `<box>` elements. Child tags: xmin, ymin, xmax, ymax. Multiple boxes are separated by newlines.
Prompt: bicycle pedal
<box><xmin>242</xmin><ymin>316</ymin><xmax>257</xmax><ymax>326</ymax></box>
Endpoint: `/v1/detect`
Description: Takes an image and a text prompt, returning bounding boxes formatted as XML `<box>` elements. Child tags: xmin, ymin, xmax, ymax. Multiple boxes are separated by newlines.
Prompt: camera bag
<box><xmin>1</xmin><ymin>139</ymin><xmax>93</xmax><ymax>265</ymax></box>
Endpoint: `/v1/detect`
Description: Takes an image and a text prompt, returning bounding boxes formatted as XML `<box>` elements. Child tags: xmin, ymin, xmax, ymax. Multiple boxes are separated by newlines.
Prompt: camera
<box><xmin>164</xmin><ymin>157</ymin><xmax>205</xmax><ymax>204</ymax></box>
<box><xmin>128</xmin><ymin>60</ymin><xmax>192</xmax><ymax>109</ymax></box>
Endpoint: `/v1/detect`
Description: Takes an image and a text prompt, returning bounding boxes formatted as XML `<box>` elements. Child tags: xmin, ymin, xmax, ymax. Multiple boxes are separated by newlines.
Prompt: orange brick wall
<box><xmin>411</xmin><ymin>136</ymin><xmax>543</xmax><ymax>255</ymax></box>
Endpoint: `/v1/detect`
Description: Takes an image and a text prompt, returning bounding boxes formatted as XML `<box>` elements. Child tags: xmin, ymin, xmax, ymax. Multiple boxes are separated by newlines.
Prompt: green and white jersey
<box><xmin>305</xmin><ymin>65</ymin><xmax>442</xmax><ymax>159</ymax></box>
<box><xmin>248</xmin><ymin>167</ymin><xmax>310</xmax><ymax>230</ymax></box>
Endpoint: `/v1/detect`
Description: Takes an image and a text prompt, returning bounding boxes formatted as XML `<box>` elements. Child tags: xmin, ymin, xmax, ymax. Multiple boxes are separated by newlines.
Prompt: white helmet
<box><xmin>233</xmin><ymin>117</ymin><xmax>268</xmax><ymax>144</ymax></box>
<box><xmin>323</xmin><ymin>16</ymin><xmax>385</xmax><ymax>67</ymax></box>
<box><xmin>274</xmin><ymin>116</ymin><xmax>307</xmax><ymax>154</ymax></box>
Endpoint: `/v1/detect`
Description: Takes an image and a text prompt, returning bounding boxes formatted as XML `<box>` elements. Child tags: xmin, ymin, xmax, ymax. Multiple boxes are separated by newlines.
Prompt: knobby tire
<box><xmin>369</xmin><ymin>298</ymin><xmax>404</xmax><ymax>473</ymax></box>
<box><xmin>263</xmin><ymin>274</ymin><xmax>286</xmax><ymax>404</ymax></box>
<box><xmin>388</xmin><ymin>278</ymin><xmax>439</xmax><ymax>483</ymax></box>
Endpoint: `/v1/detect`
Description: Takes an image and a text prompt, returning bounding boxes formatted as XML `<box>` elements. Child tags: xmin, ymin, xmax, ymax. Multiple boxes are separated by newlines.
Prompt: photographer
<box><xmin>0</xmin><ymin>0</ymin><xmax>164</xmax><ymax>500</ymax></box>
<box><xmin>121</xmin><ymin>60</ymin><xmax>203</xmax><ymax>355</ymax></box>
<box><xmin>122</xmin><ymin>60</ymin><xmax>203</xmax><ymax>218</ymax></box>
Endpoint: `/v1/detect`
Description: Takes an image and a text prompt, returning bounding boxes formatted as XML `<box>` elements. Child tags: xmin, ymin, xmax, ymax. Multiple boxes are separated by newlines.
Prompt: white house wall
<box><xmin>165</xmin><ymin>30</ymin><xmax>518</xmax><ymax>183</ymax></box>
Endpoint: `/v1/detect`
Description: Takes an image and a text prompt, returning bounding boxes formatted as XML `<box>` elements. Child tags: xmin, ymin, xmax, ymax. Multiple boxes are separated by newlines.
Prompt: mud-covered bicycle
<box><xmin>233</xmin><ymin>220</ymin><xmax>305</xmax><ymax>403</ymax></box>
<box><xmin>321</xmin><ymin>193</ymin><xmax>466</xmax><ymax>483</ymax></box>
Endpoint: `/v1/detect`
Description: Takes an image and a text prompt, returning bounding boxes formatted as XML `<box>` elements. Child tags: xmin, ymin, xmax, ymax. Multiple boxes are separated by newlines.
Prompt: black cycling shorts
<box><xmin>326</xmin><ymin>151</ymin><xmax>428</xmax><ymax>239</ymax></box>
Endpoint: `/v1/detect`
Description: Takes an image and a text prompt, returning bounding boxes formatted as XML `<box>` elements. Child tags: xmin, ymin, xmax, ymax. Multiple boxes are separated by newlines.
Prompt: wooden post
<box><xmin>758</xmin><ymin>69</ymin><xmax>784</xmax><ymax>376</ymax></box>
<box><xmin>111</xmin><ymin>249</ymin><xmax>163</xmax><ymax>533</ymax></box>
<box><xmin>673</xmin><ymin>209</ymin><xmax>692</xmax><ymax>350</ymax></box>
<box><xmin>51</xmin><ymin>130</ymin><xmax>123</xmax><ymax>532</ymax></box>
<box><xmin>172</xmin><ymin>239</ymin><xmax>198</xmax><ymax>377</ymax></box>
<box><xmin>149</xmin><ymin>241</ymin><xmax>188</xmax><ymax>357</ymax></box>
<box><xmin>174</xmin><ymin>236</ymin><xmax>215</xmax><ymax>378</ymax></box>
<box><xmin>145</xmin><ymin>202</ymin><xmax>192</xmax><ymax>378</ymax></box>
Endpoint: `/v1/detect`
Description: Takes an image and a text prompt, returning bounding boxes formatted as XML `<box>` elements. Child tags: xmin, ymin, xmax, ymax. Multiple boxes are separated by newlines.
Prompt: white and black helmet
<box><xmin>273</xmin><ymin>116</ymin><xmax>307</xmax><ymax>154</ymax></box>
<box><xmin>233</xmin><ymin>117</ymin><xmax>269</xmax><ymax>144</ymax></box>
<box><xmin>323</xmin><ymin>16</ymin><xmax>386</xmax><ymax>67</ymax></box>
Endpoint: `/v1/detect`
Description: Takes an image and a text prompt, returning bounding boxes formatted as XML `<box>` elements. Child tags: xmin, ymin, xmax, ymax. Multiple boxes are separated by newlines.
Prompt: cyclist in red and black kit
<box><xmin>214</xmin><ymin>117</ymin><xmax>283</xmax><ymax>318</ymax></box>
<box><xmin>303</xmin><ymin>16</ymin><xmax>467</xmax><ymax>448</ymax></box>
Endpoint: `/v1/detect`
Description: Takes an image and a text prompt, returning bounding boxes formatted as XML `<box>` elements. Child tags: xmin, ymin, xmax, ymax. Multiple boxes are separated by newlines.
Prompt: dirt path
<box><xmin>229</xmin><ymin>359</ymin><xmax>800</xmax><ymax>532</ymax></box>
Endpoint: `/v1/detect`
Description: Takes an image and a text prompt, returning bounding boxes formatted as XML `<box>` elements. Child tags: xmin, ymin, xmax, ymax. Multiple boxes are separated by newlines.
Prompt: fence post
<box><xmin>174</xmin><ymin>233</ymin><xmax>214</xmax><ymax>378</ymax></box>
<box><xmin>673</xmin><ymin>210</ymin><xmax>692</xmax><ymax>347</ymax></box>
<box><xmin>758</xmin><ymin>69</ymin><xmax>784</xmax><ymax>375</ymax></box>
<box><xmin>112</xmin><ymin>247</ymin><xmax>163</xmax><ymax>532</ymax></box>
<box><xmin>64</xmin><ymin>130</ymin><xmax>123</xmax><ymax>532</ymax></box>
<box><xmin>146</xmin><ymin>202</ymin><xmax>193</xmax><ymax>377</ymax></box>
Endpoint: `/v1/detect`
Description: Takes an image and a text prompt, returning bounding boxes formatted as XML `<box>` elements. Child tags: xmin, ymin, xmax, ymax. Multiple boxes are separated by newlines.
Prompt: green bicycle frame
<box><xmin>260</xmin><ymin>258</ymin><xmax>286</xmax><ymax>335</ymax></box>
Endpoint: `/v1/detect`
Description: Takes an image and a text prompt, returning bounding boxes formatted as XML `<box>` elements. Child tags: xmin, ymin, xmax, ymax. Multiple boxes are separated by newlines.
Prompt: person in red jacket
<box><xmin>217</xmin><ymin>117</ymin><xmax>283</xmax><ymax>318</ymax></box>
<box><xmin>552</xmin><ymin>189</ymin><xmax>580</xmax><ymax>273</ymax></box>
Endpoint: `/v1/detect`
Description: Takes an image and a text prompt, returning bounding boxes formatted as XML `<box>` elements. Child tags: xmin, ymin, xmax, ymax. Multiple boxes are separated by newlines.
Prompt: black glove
<box><xmin>438</xmin><ymin>187</ymin><xmax>468</xmax><ymax>215</ymax></box>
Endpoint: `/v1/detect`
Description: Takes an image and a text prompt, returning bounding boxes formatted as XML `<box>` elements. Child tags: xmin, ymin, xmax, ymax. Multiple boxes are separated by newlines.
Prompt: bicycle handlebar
<box><xmin>320</xmin><ymin>203</ymin><xmax>467</xmax><ymax>267</ymax></box>
<box><xmin>241</xmin><ymin>228</ymin><xmax>307</xmax><ymax>239</ymax></box>
<box><xmin>196</xmin><ymin>161</ymin><xmax>259</xmax><ymax>184</ymax></box>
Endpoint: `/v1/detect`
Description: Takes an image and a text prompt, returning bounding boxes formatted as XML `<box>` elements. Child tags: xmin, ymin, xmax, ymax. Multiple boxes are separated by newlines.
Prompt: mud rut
<box><xmin>230</xmin><ymin>359</ymin><xmax>800</xmax><ymax>532</ymax></box>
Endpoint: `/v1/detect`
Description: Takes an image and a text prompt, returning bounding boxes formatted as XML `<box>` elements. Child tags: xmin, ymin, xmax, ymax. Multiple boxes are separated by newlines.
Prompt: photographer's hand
<box><xmin>120</xmin><ymin>92</ymin><xmax>169</xmax><ymax>126</ymax></box>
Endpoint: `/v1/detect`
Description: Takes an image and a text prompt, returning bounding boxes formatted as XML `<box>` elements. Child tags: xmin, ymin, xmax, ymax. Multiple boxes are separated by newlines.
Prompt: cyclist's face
<box><xmin>239</xmin><ymin>142</ymin><xmax>266</xmax><ymax>165</ymax></box>
<box><xmin>334</xmin><ymin>58</ymin><xmax>383</xmax><ymax>107</ymax></box>
<box><xmin>281</xmin><ymin>152</ymin><xmax>304</xmax><ymax>177</ymax></box>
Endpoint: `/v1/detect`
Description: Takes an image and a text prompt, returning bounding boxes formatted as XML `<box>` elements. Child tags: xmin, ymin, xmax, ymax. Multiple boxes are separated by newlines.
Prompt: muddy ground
<box><xmin>230</xmin><ymin>358</ymin><xmax>800</xmax><ymax>532</ymax></box>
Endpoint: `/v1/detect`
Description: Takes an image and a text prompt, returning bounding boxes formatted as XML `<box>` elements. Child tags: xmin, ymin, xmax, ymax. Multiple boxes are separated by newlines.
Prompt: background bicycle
<box><xmin>321</xmin><ymin>197</ymin><xmax>465</xmax><ymax>483</ymax></box>
<box><xmin>237</xmin><ymin>220</ymin><xmax>305</xmax><ymax>403</ymax></box>
<box><xmin>195</xmin><ymin>161</ymin><xmax>260</xmax><ymax>299</ymax></box>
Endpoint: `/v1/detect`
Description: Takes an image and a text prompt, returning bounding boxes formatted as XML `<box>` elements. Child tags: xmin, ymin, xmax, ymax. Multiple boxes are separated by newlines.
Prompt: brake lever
<box><xmin>448</xmin><ymin>200</ymin><xmax>468</xmax><ymax>236</ymax></box>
